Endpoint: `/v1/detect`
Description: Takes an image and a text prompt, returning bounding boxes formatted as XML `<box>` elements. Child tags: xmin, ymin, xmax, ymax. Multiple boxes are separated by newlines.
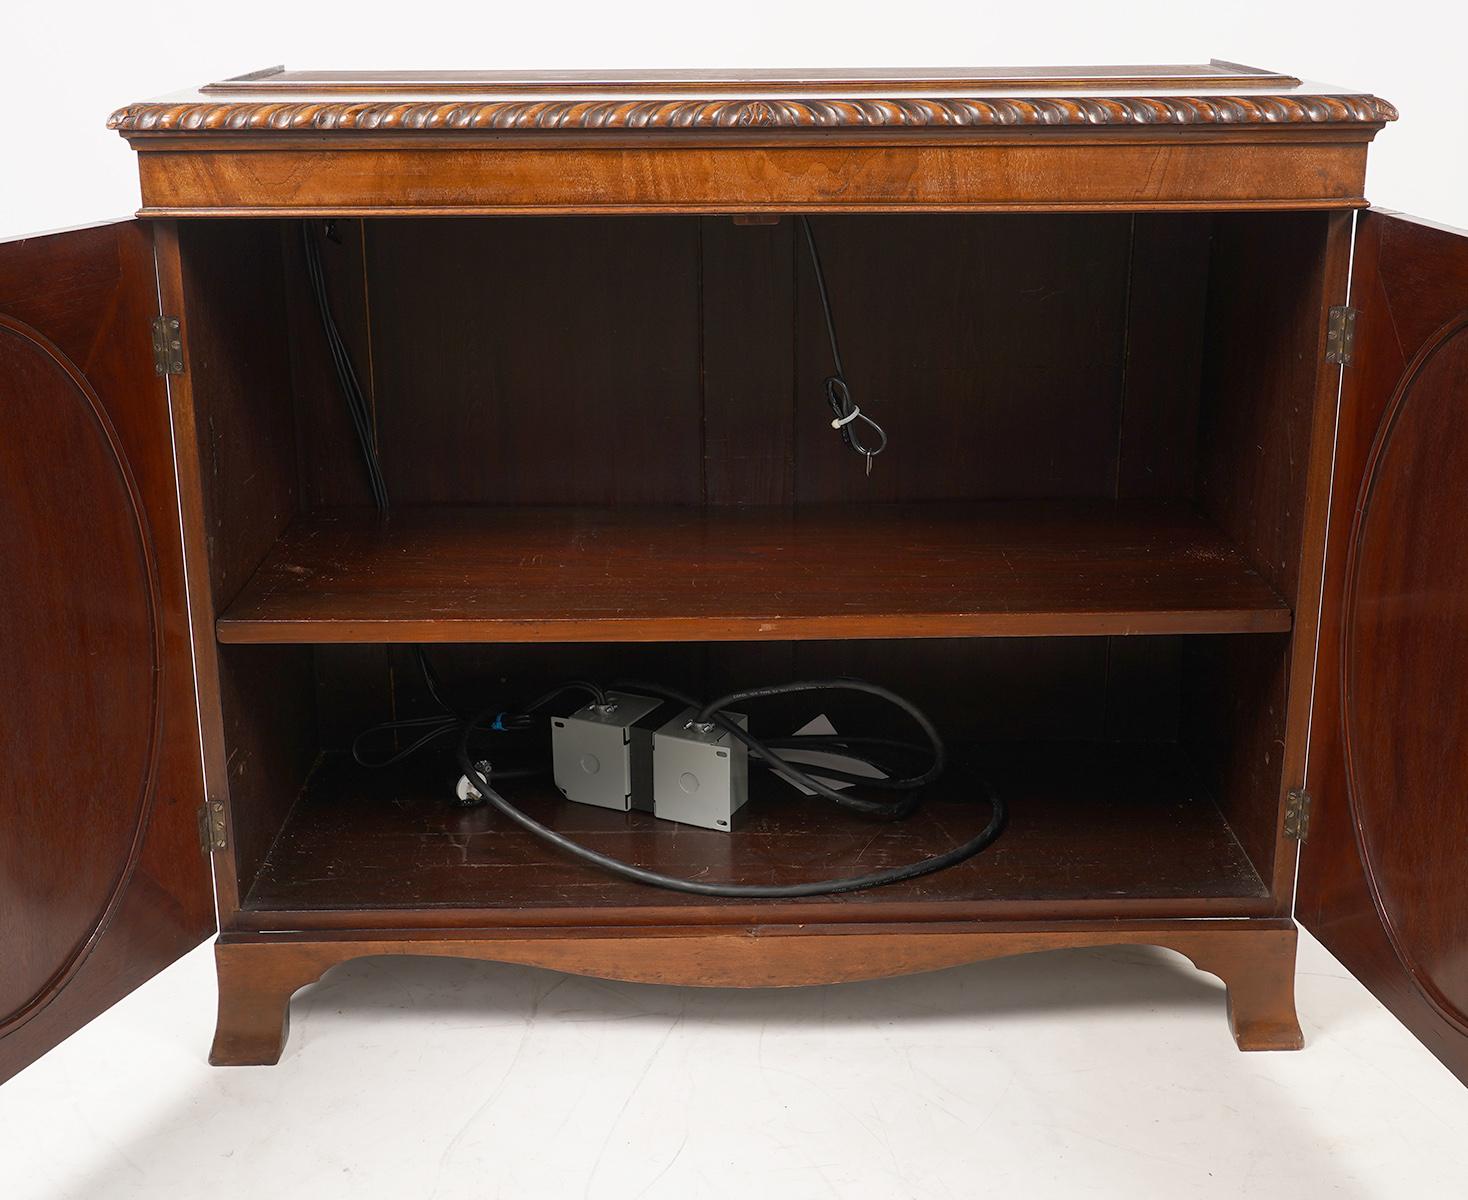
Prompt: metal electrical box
<box><xmin>551</xmin><ymin>691</ymin><xmax>667</xmax><ymax>813</ymax></box>
<box><xmin>652</xmin><ymin>707</ymin><xmax>749</xmax><ymax>832</ymax></box>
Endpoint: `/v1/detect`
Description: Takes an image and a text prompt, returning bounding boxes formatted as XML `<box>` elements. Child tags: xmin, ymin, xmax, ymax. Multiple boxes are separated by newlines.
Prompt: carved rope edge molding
<box><xmin>108</xmin><ymin>93</ymin><xmax>1400</xmax><ymax>132</ymax></box>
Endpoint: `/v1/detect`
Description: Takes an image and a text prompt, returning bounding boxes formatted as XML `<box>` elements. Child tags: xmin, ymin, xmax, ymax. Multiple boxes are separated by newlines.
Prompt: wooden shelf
<box><xmin>216</xmin><ymin>502</ymin><xmax>1290</xmax><ymax>644</ymax></box>
<box><xmin>243</xmin><ymin>741</ymin><xmax>1269</xmax><ymax>924</ymax></box>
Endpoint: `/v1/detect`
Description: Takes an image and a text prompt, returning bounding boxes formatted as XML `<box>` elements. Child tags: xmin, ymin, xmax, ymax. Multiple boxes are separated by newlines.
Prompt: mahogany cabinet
<box><xmin>4</xmin><ymin>62</ymin><xmax>1467</xmax><ymax>1087</ymax></box>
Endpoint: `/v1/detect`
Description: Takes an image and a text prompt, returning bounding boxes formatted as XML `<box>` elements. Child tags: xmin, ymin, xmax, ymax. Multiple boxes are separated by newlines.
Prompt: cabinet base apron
<box><xmin>209</xmin><ymin>918</ymin><xmax>1303</xmax><ymax>1066</ymax></box>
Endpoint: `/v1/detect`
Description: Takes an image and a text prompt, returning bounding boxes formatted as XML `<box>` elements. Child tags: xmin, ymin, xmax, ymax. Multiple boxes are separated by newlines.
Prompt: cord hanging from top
<box><xmin>799</xmin><ymin>216</ymin><xmax>888</xmax><ymax>475</ymax></box>
<box><xmin>302</xmin><ymin>221</ymin><xmax>390</xmax><ymax>510</ymax></box>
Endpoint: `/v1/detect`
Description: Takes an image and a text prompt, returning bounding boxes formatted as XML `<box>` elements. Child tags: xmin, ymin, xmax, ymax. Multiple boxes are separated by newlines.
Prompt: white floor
<box><xmin>2</xmin><ymin>929</ymin><xmax>1466</xmax><ymax>1199</ymax></box>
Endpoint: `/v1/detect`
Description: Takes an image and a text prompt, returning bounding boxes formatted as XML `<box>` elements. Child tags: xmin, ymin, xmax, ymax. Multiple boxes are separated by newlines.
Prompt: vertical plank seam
<box><xmin>358</xmin><ymin>220</ymin><xmax>380</xmax><ymax>472</ymax></box>
<box><xmin>697</xmin><ymin>218</ymin><xmax>708</xmax><ymax>506</ymax></box>
<box><xmin>282</xmin><ymin>221</ymin><xmax>315</xmax><ymax>510</ymax></box>
<box><xmin>784</xmin><ymin>217</ymin><xmax>798</xmax><ymax>506</ymax></box>
<box><xmin>1103</xmin><ymin>215</ymin><xmax>1139</xmax><ymax>739</ymax></box>
<box><xmin>1113</xmin><ymin>214</ymin><xmax>1138</xmax><ymax>501</ymax></box>
<box><xmin>790</xmin><ymin>216</ymin><xmax>802</xmax><ymax>505</ymax></box>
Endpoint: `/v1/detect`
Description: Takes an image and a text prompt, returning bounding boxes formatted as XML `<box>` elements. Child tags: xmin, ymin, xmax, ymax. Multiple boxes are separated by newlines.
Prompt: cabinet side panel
<box><xmin>1197</xmin><ymin>212</ymin><xmax>1338</xmax><ymax>601</ymax></box>
<box><xmin>1192</xmin><ymin>211</ymin><xmax>1351</xmax><ymax>903</ymax></box>
<box><xmin>157</xmin><ymin>220</ymin><xmax>312</xmax><ymax>916</ymax></box>
<box><xmin>1180</xmin><ymin>633</ymin><xmax>1292</xmax><ymax>888</ymax></box>
<box><xmin>174</xmin><ymin>220</ymin><xmax>299</xmax><ymax>606</ymax></box>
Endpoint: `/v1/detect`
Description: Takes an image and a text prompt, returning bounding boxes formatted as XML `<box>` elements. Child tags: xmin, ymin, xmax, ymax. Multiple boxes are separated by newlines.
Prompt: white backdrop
<box><xmin>6</xmin><ymin>10</ymin><xmax>1468</xmax><ymax>1198</ymax></box>
<box><xmin>2</xmin><ymin>0</ymin><xmax>1465</xmax><ymax>239</ymax></box>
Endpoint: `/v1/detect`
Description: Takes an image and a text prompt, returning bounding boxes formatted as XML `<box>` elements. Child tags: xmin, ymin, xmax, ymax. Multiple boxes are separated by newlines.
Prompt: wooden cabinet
<box><xmin>3</xmin><ymin>62</ymin><xmax>1466</xmax><ymax>1087</ymax></box>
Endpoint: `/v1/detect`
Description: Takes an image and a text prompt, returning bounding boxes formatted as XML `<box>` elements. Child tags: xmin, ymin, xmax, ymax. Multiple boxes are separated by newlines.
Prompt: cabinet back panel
<box><xmin>793</xmin><ymin>214</ymin><xmax>1132</xmax><ymax>502</ymax></box>
<box><xmin>1115</xmin><ymin>216</ymin><xmax>1213</xmax><ymax>498</ymax></box>
<box><xmin>313</xmin><ymin>637</ymin><xmax>1176</xmax><ymax>758</ymax></box>
<box><xmin>369</xmin><ymin>217</ymin><xmax>705</xmax><ymax>505</ymax></box>
<box><xmin>284</xmin><ymin>214</ymin><xmax>1215</xmax><ymax>509</ymax></box>
<box><xmin>284</xmin><ymin>220</ymin><xmax>380</xmax><ymax>510</ymax></box>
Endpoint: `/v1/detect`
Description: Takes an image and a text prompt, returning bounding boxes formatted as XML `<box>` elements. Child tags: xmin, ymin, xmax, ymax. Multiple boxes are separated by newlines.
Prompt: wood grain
<box><xmin>0</xmin><ymin>222</ymin><xmax>212</xmax><ymax>1085</ymax></box>
<box><xmin>215</xmin><ymin>502</ymin><xmax>1292</xmax><ymax>644</ymax></box>
<box><xmin>208</xmin><ymin>919</ymin><xmax>1302</xmax><ymax>1065</ymax></box>
<box><xmin>1192</xmin><ymin>211</ymin><xmax>1353</xmax><ymax>899</ymax></box>
<box><xmin>309</xmin><ymin>214</ymin><xmax>1160</xmax><ymax>510</ymax></box>
<box><xmin>1300</xmin><ymin>211</ymin><xmax>1468</xmax><ymax>1088</ymax></box>
<box><xmin>129</xmin><ymin>141</ymin><xmax>1374</xmax><ymax>217</ymax></box>
<box><xmin>201</xmin><ymin>63</ymin><xmax>1304</xmax><ymax>95</ymax></box>
<box><xmin>110</xmin><ymin>70</ymin><xmax>1392</xmax><ymax>131</ymax></box>
<box><xmin>792</xmin><ymin>214</ymin><xmax>1132</xmax><ymax>503</ymax></box>
<box><xmin>154</xmin><ymin>219</ymin><xmax>304</xmax><ymax>921</ymax></box>
<box><xmin>73</xmin><ymin>60</ymin><xmax>1405</xmax><ymax>1074</ymax></box>
<box><xmin>364</xmin><ymin>218</ymin><xmax>703</xmax><ymax>506</ymax></box>
<box><xmin>700</xmin><ymin>216</ymin><xmax>796</xmax><ymax>504</ymax></box>
<box><xmin>1115</xmin><ymin>215</ymin><xmax>1213</xmax><ymax>497</ymax></box>
<box><xmin>241</xmin><ymin>741</ymin><xmax>1268</xmax><ymax>923</ymax></box>
<box><xmin>285</xmin><ymin>219</ymin><xmax>380</xmax><ymax>509</ymax></box>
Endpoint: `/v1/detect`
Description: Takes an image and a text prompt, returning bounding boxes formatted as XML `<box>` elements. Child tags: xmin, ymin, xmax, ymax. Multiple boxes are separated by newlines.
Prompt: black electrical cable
<box><xmin>352</xmin><ymin>658</ymin><xmax>1006</xmax><ymax>895</ymax></box>
<box><xmin>618</xmin><ymin>678</ymin><xmax>935</xmax><ymax>819</ymax></box>
<box><xmin>520</xmin><ymin>679</ymin><xmax>609</xmax><ymax>713</ymax></box>
<box><xmin>353</xmin><ymin>713</ymin><xmax>465</xmax><ymax>768</ymax></box>
<box><xmin>352</xmin><ymin>646</ymin><xmax>460</xmax><ymax>768</ymax></box>
<box><xmin>351</xmin><ymin>652</ymin><xmax>608</xmax><ymax>768</ymax></box>
<box><xmin>455</xmin><ymin>705</ymin><xmax>1005</xmax><ymax>898</ymax></box>
<box><xmin>799</xmin><ymin>216</ymin><xmax>888</xmax><ymax>469</ymax></box>
<box><xmin>454</xmin><ymin>677</ymin><xmax>1006</xmax><ymax>897</ymax></box>
<box><xmin>415</xmin><ymin>645</ymin><xmax>454</xmax><ymax>713</ymax></box>
<box><xmin>302</xmin><ymin>221</ymin><xmax>390</xmax><ymax>511</ymax></box>
<box><xmin>700</xmin><ymin>679</ymin><xmax>943</xmax><ymax>784</ymax></box>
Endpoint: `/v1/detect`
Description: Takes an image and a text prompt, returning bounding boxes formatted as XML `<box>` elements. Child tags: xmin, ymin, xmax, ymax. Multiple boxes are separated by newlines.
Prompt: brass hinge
<box><xmin>150</xmin><ymin>314</ymin><xmax>184</xmax><ymax>376</ymax></box>
<box><xmin>1325</xmin><ymin>306</ymin><xmax>1357</xmax><ymax>366</ymax></box>
<box><xmin>1285</xmin><ymin>789</ymin><xmax>1312</xmax><ymax>842</ymax></box>
<box><xmin>197</xmin><ymin>798</ymin><xmax>227</xmax><ymax>854</ymax></box>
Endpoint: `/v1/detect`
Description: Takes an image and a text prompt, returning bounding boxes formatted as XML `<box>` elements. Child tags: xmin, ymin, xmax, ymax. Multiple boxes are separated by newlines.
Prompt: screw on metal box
<box><xmin>652</xmin><ymin>707</ymin><xmax>749</xmax><ymax>832</ymax></box>
<box><xmin>551</xmin><ymin>691</ymin><xmax>668</xmax><ymax>813</ymax></box>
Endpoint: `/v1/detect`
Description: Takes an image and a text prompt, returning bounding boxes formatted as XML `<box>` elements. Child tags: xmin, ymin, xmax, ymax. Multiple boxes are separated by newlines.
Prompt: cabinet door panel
<box><xmin>0</xmin><ymin>222</ymin><xmax>212</xmax><ymax>1085</ymax></box>
<box><xmin>1300</xmin><ymin>210</ymin><xmax>1468</xmax><ymax>1085</ymax></box>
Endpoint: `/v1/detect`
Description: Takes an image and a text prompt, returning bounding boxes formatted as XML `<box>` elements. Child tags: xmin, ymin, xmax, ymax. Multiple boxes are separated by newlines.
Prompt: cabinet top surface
<box><xmin>108</xmin><ymin>60</ymin><xmax>1397</xmax><ymax>134</ymax></box>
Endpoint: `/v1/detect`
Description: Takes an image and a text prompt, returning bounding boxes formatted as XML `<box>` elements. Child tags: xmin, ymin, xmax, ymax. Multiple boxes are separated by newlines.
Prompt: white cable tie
<box><xmin>831</xmin><ymin>406</ymin><xmax>862</xmax><ymax>430</ymax></box>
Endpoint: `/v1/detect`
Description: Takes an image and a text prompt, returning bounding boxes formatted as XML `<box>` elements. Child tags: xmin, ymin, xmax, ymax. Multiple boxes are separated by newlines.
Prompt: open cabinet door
<box><xmin>1300</xmin><ymin>211</ymin><xmax>1468</xmax><ymax>1086</ymax></box>
<box><xmin>0</xmin><ymin>222</ymin><xmax>214</xmax><ymax>1084</ymax></box>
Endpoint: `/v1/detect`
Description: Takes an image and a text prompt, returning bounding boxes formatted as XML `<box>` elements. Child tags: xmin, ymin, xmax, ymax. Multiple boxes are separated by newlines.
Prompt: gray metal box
<box><xmin>652</xmin><ymin>707</ymin><xmax>749</xmax><ymax>832</ymax></box>
<box><xmin>551</xmin><ymin>691</ymin><xmax>666</xmax><ymax>813</ymax></box>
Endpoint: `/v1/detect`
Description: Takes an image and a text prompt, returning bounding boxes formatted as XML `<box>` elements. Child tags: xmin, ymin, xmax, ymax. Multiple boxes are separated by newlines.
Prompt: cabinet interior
<box><xmin>172</xmin><ymin>210</ymin><xmax>1336</xmax><ymax>925</ymax></box>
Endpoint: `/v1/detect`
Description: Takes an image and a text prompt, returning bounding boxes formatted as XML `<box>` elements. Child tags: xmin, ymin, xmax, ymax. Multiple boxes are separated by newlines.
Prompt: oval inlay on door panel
<box><xmin>1343</xmin><ymin>315</ymin><xmax>1468</xmax><ymax>1034</ymax></box>
<box><xmin>0</xmin><ymin>318</ymin><xmax>161</xmax><ymax>1031</ymax></box>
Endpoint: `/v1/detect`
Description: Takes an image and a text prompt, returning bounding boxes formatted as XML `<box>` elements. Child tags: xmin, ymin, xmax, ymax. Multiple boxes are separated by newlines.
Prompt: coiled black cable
<box><xmin>453</xmin><ymin>679</ymin><xmax>1007</xmax><ymax>898</ymax></box>
<box><xmin>621</xmin><ymin>678</ymin><xmax>939</xmax><ymax>820</ymax></box>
